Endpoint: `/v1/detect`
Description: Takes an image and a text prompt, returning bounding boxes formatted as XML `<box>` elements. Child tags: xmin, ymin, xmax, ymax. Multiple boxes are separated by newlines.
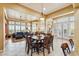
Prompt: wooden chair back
<box><xmin>26</xmin><ymin>36</ymin><xmax>32</xmax><ymax>46</ymax></box>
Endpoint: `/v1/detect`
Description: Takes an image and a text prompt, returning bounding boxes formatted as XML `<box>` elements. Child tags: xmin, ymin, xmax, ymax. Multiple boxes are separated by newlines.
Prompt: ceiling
<box><xmin>6</xmin><ymin>8</ymin><xmax>39</xmax><ymax>21</ymax></box>
<box><xmin>20</xmin><ymin>3</ymin><xmax>71</xmax><ymax>15</ymax></box>
<box><xmin>6</xmin><ymin>3</ymin><xmax>72</xmax><ymax>22</ymax></box>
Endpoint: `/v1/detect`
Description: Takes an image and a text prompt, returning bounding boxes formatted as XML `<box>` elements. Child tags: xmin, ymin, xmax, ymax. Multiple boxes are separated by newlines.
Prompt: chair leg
<box><xmin>27</xmin><ymin>45</ymin><xmax>29</xmax><ymax>54</ymax></box>
<box><xmin>25</xmin><ymin>43</ymin><xmax>27</xmax><ymax>52</ymax></box>
<box><xmin>62</xmin><ymin>48</ymin><xmax>67</xmax><ymax>56</ymax></box>
<box><xmin>51</xmin><ymin>44</ymin><xmax>53</xmax><ymax>50</ymax></box>
<box><xmin>37</xmin><ymin>48</ymin><xmax>39</xmax><ymax>55</ymax></box>
<box><xmin>67</xmin><ymin>48</ymin><xmax>69</xmax><ymax>53</ymax></box>
<box><xmin>25</xmin><ymin>47</ymin><xmax>26</xmax><ymax>52</ymax></box>
<box><xmin>36</xmin><ymin>46</ymin><xmax>39</xmax><ymax>55</ymax></box>
<box><xmin>71</xmin><ymin>43</ymin><xmax>74</xmax><ymax>49</ymax></box>
<box><xmin>31</xmin><ymin>48</ymin><xmax>33</xmax><ymax>56</ymax></box>
<box><xmin>68</xmin><ymin>47</ymin><xmax>71</xmax><ymax>53</ymax></box>
<box><xmin>43</xmin><ymin>47</ymin><xmax>45</xmax><ymax>56</ymax></box>
<box><xmin>48</xmin><ymin>47</ymin><xmax>50</xmax><ymax>54</ymax></box>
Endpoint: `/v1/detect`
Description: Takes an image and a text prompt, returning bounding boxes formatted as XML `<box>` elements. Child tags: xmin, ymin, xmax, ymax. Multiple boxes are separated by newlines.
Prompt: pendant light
<box><xmin>40</xmin><ymin>3</ymin><xmax>45</xmax><ymax>20</ymax></box>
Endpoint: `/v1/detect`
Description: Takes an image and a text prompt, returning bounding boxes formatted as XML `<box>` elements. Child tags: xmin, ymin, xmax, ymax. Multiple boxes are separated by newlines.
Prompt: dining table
<box><xmin>31</xmin><ymin>34</ymin><xmax>45</xmax><ymax>54</ymax></box>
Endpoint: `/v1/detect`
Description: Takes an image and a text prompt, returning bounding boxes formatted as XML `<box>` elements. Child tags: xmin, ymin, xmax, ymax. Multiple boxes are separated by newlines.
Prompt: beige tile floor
<box><xmin>0</xmin><ymin>38</ymin><xmax>72</xmax><ymax>56</ymax></box>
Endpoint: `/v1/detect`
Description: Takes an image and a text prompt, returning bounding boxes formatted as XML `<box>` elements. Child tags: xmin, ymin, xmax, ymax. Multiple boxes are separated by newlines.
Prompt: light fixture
<box><xmin>40</xmin><ymin>17</ymin><xmax>45</xmax><ymax>20</ymax></box>
<box><xmin>40</xmin><ymin>3</ymin><xmax>45</xmax><ymax>21</ymax></box>
<box><xmin>43</xmin><ymin>8</ymin><xmax>46</xmax><ymax>11</ymax></box>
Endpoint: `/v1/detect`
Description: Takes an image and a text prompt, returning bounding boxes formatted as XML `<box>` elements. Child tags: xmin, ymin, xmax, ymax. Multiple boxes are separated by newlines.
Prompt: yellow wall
<box><xmin>70</xmin><ymin>3</ymin><xmax>79</xmax><ymax>56</ymax></box>
<box><xmin>0</xmin><ymin>7</ymin><xmax>5</xmax><ymax>51</ymax></box>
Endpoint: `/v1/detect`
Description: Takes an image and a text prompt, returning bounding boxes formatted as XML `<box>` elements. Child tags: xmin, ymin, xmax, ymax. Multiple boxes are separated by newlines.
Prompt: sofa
<box><xmin>12</xmin><ymin>32</ymin><xmax>25</xmax><ymax>39</ymax></box>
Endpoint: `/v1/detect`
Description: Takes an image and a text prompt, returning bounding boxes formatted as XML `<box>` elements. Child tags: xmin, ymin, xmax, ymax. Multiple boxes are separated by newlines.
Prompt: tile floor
<box><xmin>0</xmin><ymin>38</ymin><xmax>72</xmax><ymax>56</ymax></box>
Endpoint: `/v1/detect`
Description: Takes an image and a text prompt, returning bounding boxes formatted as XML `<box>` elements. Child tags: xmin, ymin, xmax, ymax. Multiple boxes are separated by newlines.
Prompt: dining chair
<box><xmin>25</xmin><ymin>33</ymin><xmax>34</xmax><ymax>51</ymax></box>
<box><xmin>25</xmin><ymin>34</ymin><xmax>30</xmax><ymax>52</ymax></box>
<box><xmin>69</xmin><ymin>39</ymin><xmax>74</xmax><ymax>49</ymax></box>
<box><xmin>25</xmin><ymin>36</ymin><xmax>37</xmax><ymax>56</ymax></box>
<box><xmin>41</xmin><ymin>36</ymin><xmax>51</xmax><ymax>56</ymax></box>
<box><xmin>61</xmin><ymin>43</ymin><xmax>71</xmax><ymax>56</ymax></box>
<box><xmin>50</xmin><ymin>35</ymin><xmax>54</xmax><ymax>50</ymax></box>
<box><xmin>25</xmin><ymin>35</ymin><xmax>28</xmax><ymax>52</ymax></box>
<box><xmin>46</xmin><ymin>34</ymin><xmax>54</xmax><ymax>50</ymax></box>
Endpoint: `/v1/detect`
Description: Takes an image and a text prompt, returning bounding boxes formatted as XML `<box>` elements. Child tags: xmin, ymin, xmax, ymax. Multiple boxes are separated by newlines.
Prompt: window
<box><xmin>40</xmin><ymin>19</ymin><xmax>45</xmax><ymax>32</ymax></box>
<box><xmin>53</xmin><ymin>15</ymin><xmax>74</xmax><ymax>39</ymax></box>
<box><xmin>15</xmin><ymin>25</ymin><xmax>20</xmax><ymax>32</ymax></box>
<box><xmin>46</xmin><ymin>18</ymin><xmax>53</xmax><ymax>33</ymax></box>
<box><xmin>8</xmin><ymin>21</ymin><xmax>26</xmax><ymax>34</ymax></box>
<box><xmin>9</xmin><ymin>21</ymin><xmax>15</xmax><ymax>34</ymax></box>
<box><xmin>9</xmin><ymin>21</ymin><xmax>15</xmax><ymax>24</ymax></box>
<box><xmin>21</xmin><ymin>23</ymin><xmax>26</xmax><ymax>32</ymax></box>
<box><xmin>32</xmin><ymin>23</ymin><xmax>36</xmax><ymax>32</ymax></box>
<box><xmin>15</xmin><ymin>22</ymin><xmax>20</xmax><ymax>32</ymax></box>
<box><xmin>27</xmin><ymin>23</ymin><xmax>31</xmax><ymax>30</ymax></box>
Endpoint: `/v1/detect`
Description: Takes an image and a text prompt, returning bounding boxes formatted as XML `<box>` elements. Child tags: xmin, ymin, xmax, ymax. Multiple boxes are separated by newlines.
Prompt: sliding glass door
<box><xmin>53</xmin><ymin>22</ymin><xmax>63</xmax><ymax>39</ymax></box>
<box><xmin>53</xmin><ymin>15</ymin><xmax>74</xmax><ymax>39</ymax></box>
